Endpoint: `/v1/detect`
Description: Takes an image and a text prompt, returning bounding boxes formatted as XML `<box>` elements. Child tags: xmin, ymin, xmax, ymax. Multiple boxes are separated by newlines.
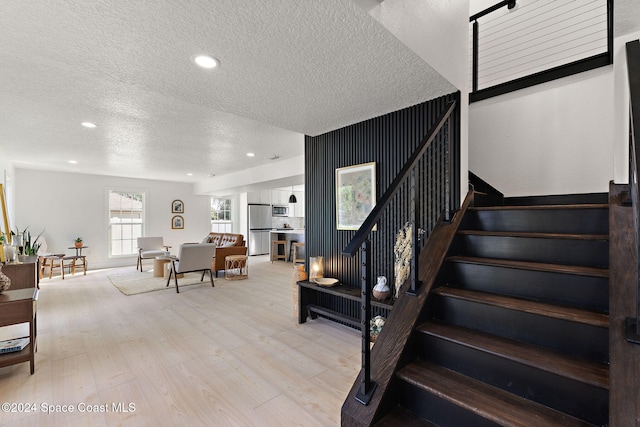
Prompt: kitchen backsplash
<box><xmin>272</xmin><ymin>216</ymin><xmax>305</xmax><ymax>229</ymax></box>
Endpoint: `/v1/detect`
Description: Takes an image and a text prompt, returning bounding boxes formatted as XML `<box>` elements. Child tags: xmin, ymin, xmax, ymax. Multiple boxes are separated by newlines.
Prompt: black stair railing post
<box><xmin>444</xmin><ymin>117</ymin><xmax>452</xmax><ymax>222</ymax></box>
<box><xmin>407</xmin><ymin>168</ymin><xmax>422</xmax><ymax>296</ymax></box>
<box><xmin>355</xmin><ymin>239</ymin><xmax>376</xmax><ymax>405</ymax></box>
<box><xmin>472</xmin><ymin>19</ymin><xmax>479</xmax><ymax>93</ymax></box>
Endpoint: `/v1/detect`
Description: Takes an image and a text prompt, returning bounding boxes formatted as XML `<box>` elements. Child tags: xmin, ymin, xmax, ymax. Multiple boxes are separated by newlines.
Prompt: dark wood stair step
<box><xmin>397</xmin><ymin>361</ymin><xmax>596</xmax><ymax>427</ymax></box>
<box><xmin>374</xmin><ymin>407</ymin><xmax>439</xmax><ymax>427</ymax></box>
<box><xmin>432</xmin><ymin>287</ymin><xmax>609</xmax><ymax>328</ymax></box>
<box><xmin>470</xmin><ymin>204</ymin><xmax>608</xmax><ymax>211</ymax></box>
<box><xmin>447</xmin><ymin>256</ymin><xmax>609</xmax><ymax>278</ymax></box>
<box><xmin>457</xmin><ymin>230</ymin><xmax>609</xmax><ymax>241</ymax></box>
<box><xmin>417</xmin><ymin>321</ymin><xmax>609</xmax><ymax>389</ymax></box>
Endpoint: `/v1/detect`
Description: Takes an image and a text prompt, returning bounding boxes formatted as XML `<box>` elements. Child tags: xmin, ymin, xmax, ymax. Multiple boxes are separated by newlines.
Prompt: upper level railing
<box><xmin>625</xmin><ymin>39</ymin><xmax>640</xmax><ymax>344</ymax></box>
<box><xmin>470</xmin><ymin>0</ymin><xmax>613</xmax><ymax>102</ymax></box>
<box><xmin>342</xmin><ymin>100</ymin><xmax>457</xmax><ymax>404</ymax></box>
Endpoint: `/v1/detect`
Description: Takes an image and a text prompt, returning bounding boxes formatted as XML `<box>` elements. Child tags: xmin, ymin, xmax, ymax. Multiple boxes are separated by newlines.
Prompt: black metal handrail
<box><xmin>625</xmin><ymin>40</ymin><xmax>640</xmax><ymax>344</ymax></box>
<box><xmin>343</xmin><ymin>100</ymin><xmax>457</xmax><ymax>405</ymax></box>
<box><xmin>470</xmin><ymin>0</ymin><xmax>613</xmax><ymax>102</ymax></box>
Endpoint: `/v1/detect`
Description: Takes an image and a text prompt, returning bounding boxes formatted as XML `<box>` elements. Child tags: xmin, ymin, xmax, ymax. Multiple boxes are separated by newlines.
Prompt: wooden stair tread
<box><xmin>457</xmin><ymin>230</ymin><xmax>609</xmax><ymax>241</ymax></box>
<box><xmin>432</xmin><ymin>287</ymin><xmax>609</xmax><ymax>328</ymax></box>
<box><xmin>470</xmin><ymin>204</ymin><xmax>608</xmax><ymax>211</ymax></box>
<box><xmin>374</xmin><ymin>407</ymin><xmax>439</xmax><ymax>427</ymax></box>
<box><xmin>417</xmin><ymin>321</ymin><xmax>609</xmax><ymax>389</ymax></box>
<box><xmin>397</xmin><ymin>361</ymin><xmax>596</xmax><ymax>427</ymax></box>
<box><xmin>447</xmin><ymin>256</ymin><xmax>609</xmax><ymax>278</ymax></box>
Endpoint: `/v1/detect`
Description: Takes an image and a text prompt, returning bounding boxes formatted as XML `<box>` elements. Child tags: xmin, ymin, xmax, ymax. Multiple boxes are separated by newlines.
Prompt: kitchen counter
<box><xmin>269</xmin><ymin>229</ymin><xmax>305</xmax><ymax>234</ymax></box>
<box><xmin>269</xmin><ymin>229</ymin><xmax>305</xmax><ymax>261</ymax></box>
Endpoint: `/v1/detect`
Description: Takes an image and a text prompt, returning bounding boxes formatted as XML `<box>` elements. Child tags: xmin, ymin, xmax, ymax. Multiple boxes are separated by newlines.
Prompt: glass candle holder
<box><xmin>309</xmin><ymin>256</ymin><xmax>324</xmax><ymax>282</ymax></box>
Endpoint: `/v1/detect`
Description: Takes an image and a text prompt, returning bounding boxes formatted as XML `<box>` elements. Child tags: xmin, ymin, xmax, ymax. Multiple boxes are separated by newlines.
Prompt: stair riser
<box><xmin>431</xmin><ymin>295</ymin><xmax>609</xmax><ymax>363</ymax></box>
<box><xmin>463</xmin><ymin>208</ymin><xmax>609</xmax><ymax>234</ymax></box>
<box><xmin>398</xmin><ymin>381</ymin><xmax>501</xmax><ymax>427</ymax></box>
<box><xmin>416</xmin><ymin>334</ymin><xmax>609</xmax><ymax>426</ymax></box>
<box><xmin>456</xmin><ymin>235</ymin><xmax>609</xmax><ymax>268</ymax></box>
<box><xmin>446</xmin><ymin>261</ymin><xmax>609</xmax><ymax>313</ymax></box>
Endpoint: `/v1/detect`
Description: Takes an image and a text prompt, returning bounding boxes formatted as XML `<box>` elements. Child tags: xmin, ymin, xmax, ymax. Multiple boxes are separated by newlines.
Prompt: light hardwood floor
<box><xmin>0</xmin><ymin>256</ymin><xmax>361</xmax><ymax>426</ymax></box>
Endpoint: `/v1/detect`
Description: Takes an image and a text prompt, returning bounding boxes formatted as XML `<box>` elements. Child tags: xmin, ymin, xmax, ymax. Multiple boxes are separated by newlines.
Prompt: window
<box><xmin>211</xmin><ymin>198</ymin><xmax>232</xmax><ymax>233</ymax></box>
<box><xmin>109</xmin><ymin>190</ymin><xmax>144</xmax><ymax>256</ymax></box>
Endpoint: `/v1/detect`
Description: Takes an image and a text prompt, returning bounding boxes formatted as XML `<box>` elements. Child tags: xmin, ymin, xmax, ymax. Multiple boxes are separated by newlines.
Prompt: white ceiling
<box><xmin>2</xmin><ymin>1</ymin><xmax>639</xmax><ymax>186</ymax></box>
<box><xmin>0</xmin><ymin>0</ymin><xmax>453</xmax><ymax>184</ymax></box>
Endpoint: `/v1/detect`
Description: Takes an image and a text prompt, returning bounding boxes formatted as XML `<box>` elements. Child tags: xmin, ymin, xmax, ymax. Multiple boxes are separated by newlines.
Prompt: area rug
<box><xmin>108</xmin><ymin>271</ymin><xmax>212</xmax><ymax>295</ymax></box>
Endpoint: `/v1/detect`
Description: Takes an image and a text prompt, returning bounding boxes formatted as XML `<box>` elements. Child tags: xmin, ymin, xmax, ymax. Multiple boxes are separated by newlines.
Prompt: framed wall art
<box><xmin>336</xmin><ymin>162</ymin><xmax>376</xmax><ymax>230</ymax></box>
<box><xmin>172</xmin><ymin>199</ymin><xmax>184</xmax><ymax>213</ymax></box>
<box><xmin>171</xmin><ymin>215</ymin><xmax>184</xmax><ymax>229</ymax></box>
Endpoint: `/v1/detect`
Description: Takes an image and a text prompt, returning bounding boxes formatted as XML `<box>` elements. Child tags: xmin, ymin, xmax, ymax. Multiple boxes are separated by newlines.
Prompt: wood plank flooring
<box><xmin>0</xmin><ymin>256</ymin><xmax>360</xmax><ymax>426</ymax></box>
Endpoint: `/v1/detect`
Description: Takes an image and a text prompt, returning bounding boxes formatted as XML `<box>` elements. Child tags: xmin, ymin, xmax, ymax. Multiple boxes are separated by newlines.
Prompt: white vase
<box><xmin>372</xmin><ymin>276</ymin><xmax>390</xmax><ymax>300</ymax></box>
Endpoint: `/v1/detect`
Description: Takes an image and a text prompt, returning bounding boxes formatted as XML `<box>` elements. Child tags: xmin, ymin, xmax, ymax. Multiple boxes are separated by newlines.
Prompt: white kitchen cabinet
<box><xmin>291</xmin><ymin>191</ymin><xmax>305</xmax><ymax>217</ymax></box>
<box><xmin>248</xmin><ymin>191</ymin><xmax>271</xmax><ymax>204</ymax></box>
<box><xmin>271</xmin><ymin>190</ymin><xmax>289</xmax><ymax>205</ymax></box>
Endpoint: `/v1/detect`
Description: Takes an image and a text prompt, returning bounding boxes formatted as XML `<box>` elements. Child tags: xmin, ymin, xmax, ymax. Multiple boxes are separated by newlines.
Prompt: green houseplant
<box><xmin>75</xmin><ymin>237</ymin><xmax>83</xmax><ymax>248</ymax></box>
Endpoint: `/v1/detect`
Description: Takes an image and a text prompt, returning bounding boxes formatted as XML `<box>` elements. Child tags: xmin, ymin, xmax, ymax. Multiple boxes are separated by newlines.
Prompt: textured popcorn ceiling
<box><xmin>0</xmin><ymin>0</ymin><xmax>454</xmax><ymax>183</ymax></box>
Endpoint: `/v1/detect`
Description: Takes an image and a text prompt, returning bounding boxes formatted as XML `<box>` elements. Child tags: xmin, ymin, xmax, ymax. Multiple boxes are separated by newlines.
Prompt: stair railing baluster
<box><xmin>407</xmin><ymin>168</ymin><xmax>422</xmax><ymax>296</ymax></box>
<box><xmin>355</xmin><ymin>239</ymin><xmax>376</xmax><ymax>404</ymax></box>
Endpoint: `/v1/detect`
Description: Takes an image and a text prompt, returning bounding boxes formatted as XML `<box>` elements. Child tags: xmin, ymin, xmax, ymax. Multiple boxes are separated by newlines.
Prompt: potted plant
<box><xmin>75</xmin><ymin>237</ymin><xmax>83</xmax><ymax>248</ymax></box>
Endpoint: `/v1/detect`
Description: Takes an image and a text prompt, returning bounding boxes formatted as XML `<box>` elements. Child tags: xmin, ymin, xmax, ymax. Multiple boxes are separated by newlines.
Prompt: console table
<box><xmin>0</xmin><ymin>288</ymin><xmax>38</xmax><ymax>374</ymax></box>
<box><xmin>297</xmin><ymin>280</ymin><xmax>393</xmax><ymax>327</ymax></box>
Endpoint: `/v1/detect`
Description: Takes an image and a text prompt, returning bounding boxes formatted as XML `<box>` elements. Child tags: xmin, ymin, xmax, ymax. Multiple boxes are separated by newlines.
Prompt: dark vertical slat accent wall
<box><xmin>304</xmin><ymin>93</ymin><xmax>460</xmax><ymax>322</ymax></box>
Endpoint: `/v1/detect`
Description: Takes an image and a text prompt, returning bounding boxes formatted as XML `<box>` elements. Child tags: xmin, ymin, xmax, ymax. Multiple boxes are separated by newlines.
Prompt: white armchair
<box><xmin>137</xmin><ymin>237</ymin><xmax>170</xmax><ymax>272</ymax></box>
<box><xmin>166</xmin><ymin>243</ymin><xmax>216</xmax><ymax>293</ymax></box>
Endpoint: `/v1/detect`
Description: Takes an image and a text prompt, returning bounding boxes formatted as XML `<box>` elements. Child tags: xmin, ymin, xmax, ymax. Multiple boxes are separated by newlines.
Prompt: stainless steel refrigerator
<box><xmin>248</xmin><ymin>204</ymin><xmax>272</xmax><ymax>255</ymax></box>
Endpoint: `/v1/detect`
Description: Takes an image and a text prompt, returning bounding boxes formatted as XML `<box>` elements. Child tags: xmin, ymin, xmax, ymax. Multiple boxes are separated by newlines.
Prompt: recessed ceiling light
<box><xmin>186</xmin><ymin>173</ymin><xmax>193</xmax><ymax>176</ymax></box>
<box><xmin>246</xmin><ymin>152</ymin><xmax>255</xmax><ymax>157</ymax></box>
<box><xmin>68</xmin><ymin>160</ymin><xmax>78</xmax><ymax>164</ymax></box>
<box><xmin>194</xmin><ymin>55</ymin><xmax>219</xmax><ymax>69</ymax></box>
<box><xmin>81</xmin><ymin>122</ymin><xmax>96</xmax><ymax>128</ymax></box>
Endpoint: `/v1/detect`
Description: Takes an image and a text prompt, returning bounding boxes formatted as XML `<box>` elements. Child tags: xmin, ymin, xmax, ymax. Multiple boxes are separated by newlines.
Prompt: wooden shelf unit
<box><xmin>0</xmin><ymin>288</ymin><xmax>38</xmax><ymax>374</ymax></box>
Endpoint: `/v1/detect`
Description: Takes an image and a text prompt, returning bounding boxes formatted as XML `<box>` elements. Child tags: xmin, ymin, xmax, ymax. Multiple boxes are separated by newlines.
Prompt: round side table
<box><xmin>225</xmin><ymin>255</ymin><xmax>248</xmax><ymax>280</ymax></box>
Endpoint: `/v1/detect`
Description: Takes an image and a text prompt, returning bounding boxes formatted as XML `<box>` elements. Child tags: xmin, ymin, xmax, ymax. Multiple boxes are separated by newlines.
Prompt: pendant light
<box><xmin>288</xmin><ymin>186</ymin><xmax>297</xmax><ymax>203</ymax></box>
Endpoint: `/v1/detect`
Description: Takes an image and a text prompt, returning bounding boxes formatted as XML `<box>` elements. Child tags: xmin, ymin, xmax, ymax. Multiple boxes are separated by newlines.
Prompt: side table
<box><xmin>153</xmin><ymin>256</ymin><xmax>173</xmax><ymax>278</ymax></box>
<box><xmin>0</xmin><ymin>288</ymin><xmax>38</xmax><ymax>374</ymax></box>
<box><xmin>225</xmin><ymin>255</ymin><xmax>248</xmax><ymax>280</ymax></box>
<box><xmin>154</xmin><ymin>256</ymin><xmax>183</xmax><ymax>279</ymax></box>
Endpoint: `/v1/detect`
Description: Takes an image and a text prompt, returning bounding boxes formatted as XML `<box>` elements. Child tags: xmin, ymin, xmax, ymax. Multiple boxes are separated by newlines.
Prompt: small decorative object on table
<box><xmin>314</xmin><ymin>277</ymin><xmax>339</xmax><ymax>287</ymax></box>
<box><xmin>370</xmin><ymin>315</ymin><xmax>386</xmax><ymax>343</ymax></box>
<box><xmin>74</xmin><ymin>237</ymin><xmax>83</xmax><ymax>248</ymax></box>
<box><xmin>0</xmin><ymin>264</ymin><xmax>11</xmax><ymax>293</ymax></box>
<box><xmin>309</xmin><ymin>256</ymin><xmax>324</xmax><ymax>282</ymax></box>
<box><xmin>372</xmin><ymin>276</ymin><xmax>390</xmax><ymax>300</ymax></box>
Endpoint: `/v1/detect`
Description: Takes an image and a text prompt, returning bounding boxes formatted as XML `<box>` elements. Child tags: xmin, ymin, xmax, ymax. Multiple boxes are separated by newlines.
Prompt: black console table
<box><xmin>297</xmin><ymin>280</ymin><xmax>393</xmax><ymax>327</ymax></box>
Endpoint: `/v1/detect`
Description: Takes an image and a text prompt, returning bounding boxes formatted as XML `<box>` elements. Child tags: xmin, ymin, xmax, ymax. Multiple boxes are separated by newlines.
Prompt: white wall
<box><xmin>366</xmin><ymin>0</ymin><xmax>470</xmax><ymax>203</ymax></box>
<box><xmin>613</xmin><ymin>31</ymin><xmax>640</xmax><ymax>184</ymax></box>
<box><xmin>469</xmin><ymin>66</ymin><xmax>614</xmax><ymax>197</ymax></box>
<box><xmin>14</xmin><ymin>168</ymin><xmax>211</xmax><ymax>269</ymax></box>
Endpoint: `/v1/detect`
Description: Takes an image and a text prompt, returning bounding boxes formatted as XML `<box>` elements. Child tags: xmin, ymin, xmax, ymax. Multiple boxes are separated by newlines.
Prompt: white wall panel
<box><xmin>14</xmin><ymin>169</ymin><xmax>210</xmax><ymax>269</ymax></box>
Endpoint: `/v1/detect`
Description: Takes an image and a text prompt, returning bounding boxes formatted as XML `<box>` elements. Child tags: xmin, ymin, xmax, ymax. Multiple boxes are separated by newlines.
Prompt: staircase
<box><xmin>376</xmin><ymin>198</ymin><xmax>610</xmax><ymax>426</ymax></box>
